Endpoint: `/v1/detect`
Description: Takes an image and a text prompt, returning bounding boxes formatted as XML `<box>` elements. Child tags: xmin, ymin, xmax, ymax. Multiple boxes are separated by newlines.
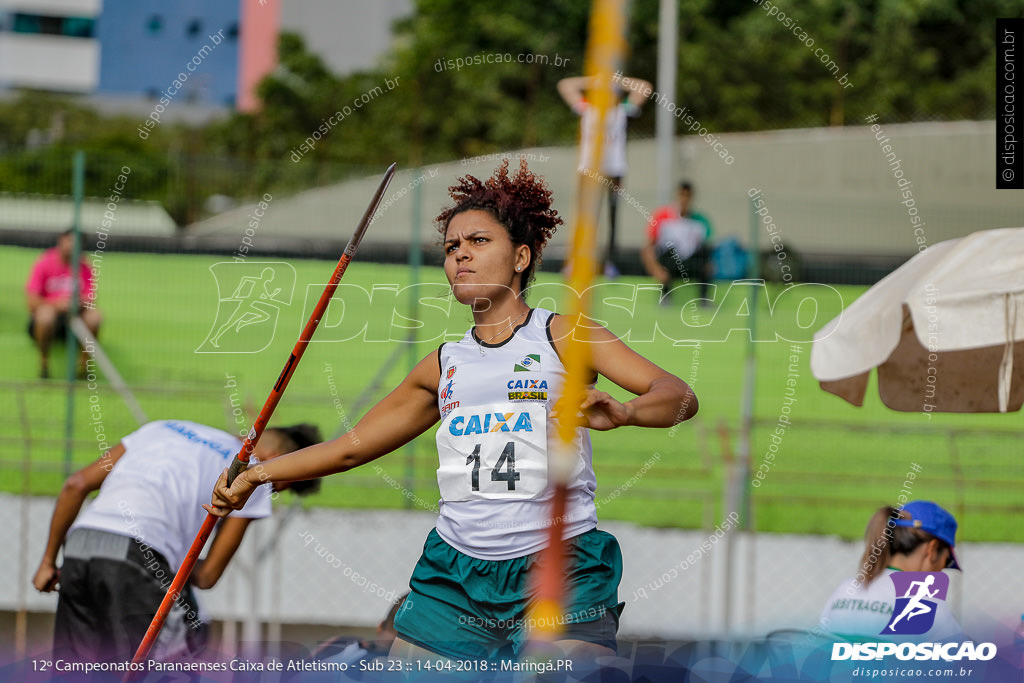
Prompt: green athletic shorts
<box><xmin>393</xmin><ymin>528</ymin><xmax>624</xmax><ymax>660</ymax></box>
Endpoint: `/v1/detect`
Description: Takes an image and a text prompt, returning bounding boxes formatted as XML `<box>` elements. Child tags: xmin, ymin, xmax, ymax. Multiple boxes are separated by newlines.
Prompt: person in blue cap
<box><xmin>819</xmin><ymin>501</ymin><xmax>962</xmax><ymax>641</ymax></box>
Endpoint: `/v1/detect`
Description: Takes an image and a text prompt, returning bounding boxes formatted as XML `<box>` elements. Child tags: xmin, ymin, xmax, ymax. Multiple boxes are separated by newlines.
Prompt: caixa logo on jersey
<box><xmin>448</xmin><ymin>411</ymin><xmax>533</xmax><ymax>436</ymax></box>
<box><xmin>831</xmin><ymin>571</ymin><xmax>997</xmax><ymax>662</ymax></box>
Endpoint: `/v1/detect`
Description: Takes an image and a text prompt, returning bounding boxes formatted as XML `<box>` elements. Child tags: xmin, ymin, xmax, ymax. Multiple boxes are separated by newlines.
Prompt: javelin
<box><xmin>526</xmin><ymin>0</ymin><xmax>629</xmax><ymax>647</ymax></box>
<box><xmin>126</xmin><ymin>163</ymin><xmax>397</xmax><ymax>672</ymax></box>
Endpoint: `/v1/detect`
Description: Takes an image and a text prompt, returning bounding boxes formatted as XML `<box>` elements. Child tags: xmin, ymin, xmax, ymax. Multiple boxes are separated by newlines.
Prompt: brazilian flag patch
<box><xmin>514</xmin><ymin>354</ymin><xmax>541</xmax><ymax>372</ymax></box>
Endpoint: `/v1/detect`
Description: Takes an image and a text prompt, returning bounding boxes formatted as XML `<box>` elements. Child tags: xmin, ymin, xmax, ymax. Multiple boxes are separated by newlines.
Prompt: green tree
<box><xmin>1</xmin><ymin>0</ymin><xmax>1016</xmax><ymax>217</ymax></box>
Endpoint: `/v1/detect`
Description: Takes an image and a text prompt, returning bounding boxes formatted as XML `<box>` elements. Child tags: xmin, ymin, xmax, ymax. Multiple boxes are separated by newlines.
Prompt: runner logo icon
<box><xmin>883</xmin><ymin>571</ymin><xmax>949</xmax><ymax>636</ymax></box>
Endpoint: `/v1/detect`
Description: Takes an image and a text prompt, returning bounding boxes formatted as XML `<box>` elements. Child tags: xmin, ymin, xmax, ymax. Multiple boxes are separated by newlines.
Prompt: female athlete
<box><xmin>207</xmin><ymin>159</ymin><xmax>698</xmax><ymax>661</ymax></box>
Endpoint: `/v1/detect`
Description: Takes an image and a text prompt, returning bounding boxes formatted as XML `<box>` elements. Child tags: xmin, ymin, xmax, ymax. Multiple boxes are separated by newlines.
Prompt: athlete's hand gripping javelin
<box><xmin>205</xmin><ymin>463</ymin><xmax>260</xmax><ymax>517</ymax></box>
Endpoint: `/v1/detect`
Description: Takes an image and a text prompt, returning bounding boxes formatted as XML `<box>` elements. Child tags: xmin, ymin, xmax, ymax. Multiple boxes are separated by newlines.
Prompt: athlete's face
<box><xmin>443</xmin><ymin>210</ymin><xmax>530</xmax><ymax>309</ymax></box>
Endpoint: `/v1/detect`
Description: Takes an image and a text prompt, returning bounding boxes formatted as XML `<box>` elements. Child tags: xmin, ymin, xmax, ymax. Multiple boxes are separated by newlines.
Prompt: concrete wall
<box><xmin>3</xmin><ymin>494</ymin><xmax>1020</xmax><ymax>659</ymax></box>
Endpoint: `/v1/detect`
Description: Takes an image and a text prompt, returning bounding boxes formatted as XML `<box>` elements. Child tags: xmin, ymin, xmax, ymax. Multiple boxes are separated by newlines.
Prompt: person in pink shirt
<box><xmin>25</xmin><ymin>229</ymin><xmax>102</xmax><ymax>378</ymax></box>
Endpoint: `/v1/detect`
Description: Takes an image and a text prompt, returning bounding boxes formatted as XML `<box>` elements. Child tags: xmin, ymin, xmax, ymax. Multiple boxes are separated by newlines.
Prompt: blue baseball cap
<box><xmin>893</xmin><ymin>501</ymin><xmax>960</xmax><ymax>570</ymax></box>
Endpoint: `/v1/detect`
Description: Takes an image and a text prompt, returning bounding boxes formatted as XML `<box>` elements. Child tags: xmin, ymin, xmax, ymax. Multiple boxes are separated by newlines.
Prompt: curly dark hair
<box><xmin>436</xmin><ymin>158</ymin><xmax>562</xmax><ymax>293</ymax></box>
<box><xmin>267</xmin><ymin>423</ymin><xmax>323</xmax><ymax>497</ymax></box>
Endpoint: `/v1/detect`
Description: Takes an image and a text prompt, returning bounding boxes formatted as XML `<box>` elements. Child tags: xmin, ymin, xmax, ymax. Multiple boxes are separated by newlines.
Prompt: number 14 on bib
<box><xmin>436</xmin><ymin>403</ymin><xmax>549</xmax><ymax>500</ymax></box>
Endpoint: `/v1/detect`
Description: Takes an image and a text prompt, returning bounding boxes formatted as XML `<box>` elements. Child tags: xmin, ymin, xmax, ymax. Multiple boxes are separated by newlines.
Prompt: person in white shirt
<box><xmin>558</xmin><ymin>74</ymin><xmax>652</xmax><ymax>277</ymax></box>
<box><xmin>32</xmin><ymin>420</ymin><xmax>321</xmax><ymax>662</ymax></box>
<box><xmin>642</xmin><ymin>181</ymin><xmax>714</xmax><ymax>305</ymax></box>
<box><xmin>819</xmin><ymin>500</ymin><xmax>963</xmax><ymax>641</ymax></box>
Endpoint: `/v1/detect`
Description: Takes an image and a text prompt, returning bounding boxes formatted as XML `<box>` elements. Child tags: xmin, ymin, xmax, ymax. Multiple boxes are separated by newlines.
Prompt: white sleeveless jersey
<box><xmin>434</xmin><ymin>308</ymin><xmax>598</xmax><ymax>560</ymax></box>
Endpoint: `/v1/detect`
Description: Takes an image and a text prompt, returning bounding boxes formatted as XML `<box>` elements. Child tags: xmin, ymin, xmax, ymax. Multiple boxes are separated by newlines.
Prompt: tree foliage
<box><xmin>0</xmin><ymin>0</ymin><xmax>1013</xmax><ymax>219</ymax></box>
<box><xmin>216</xmin><ymin>0</ymin><xmax>1008</xmax><ymax>168</ymax></box>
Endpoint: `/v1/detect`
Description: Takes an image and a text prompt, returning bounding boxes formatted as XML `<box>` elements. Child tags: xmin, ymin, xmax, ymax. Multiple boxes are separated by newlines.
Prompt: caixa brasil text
<box><xmin>832</xmin><ymin>641</ymin><xmax>997</xmax><ymax>662</ymax></box>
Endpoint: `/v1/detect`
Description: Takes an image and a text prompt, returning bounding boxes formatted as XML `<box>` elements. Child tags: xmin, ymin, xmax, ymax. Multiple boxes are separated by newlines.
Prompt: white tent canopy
<box><xmin>811</xmin><ymin>227</ymin><xmax>1024</xmax><ymax>413</ymax></box>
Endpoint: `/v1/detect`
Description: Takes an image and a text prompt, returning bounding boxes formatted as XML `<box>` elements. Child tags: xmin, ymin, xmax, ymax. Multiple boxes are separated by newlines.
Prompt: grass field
<box><xmin>2</xmin><ymin>245</ymin><xmax>1021</xmax><ymax>543</ymax></box>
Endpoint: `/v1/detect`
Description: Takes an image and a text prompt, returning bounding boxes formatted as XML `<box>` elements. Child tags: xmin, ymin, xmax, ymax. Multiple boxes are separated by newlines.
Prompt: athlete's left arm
<box><xmin>551</xmin><ymin>315</ymin><xmax>697</xmax><ymax>430</ymax></box>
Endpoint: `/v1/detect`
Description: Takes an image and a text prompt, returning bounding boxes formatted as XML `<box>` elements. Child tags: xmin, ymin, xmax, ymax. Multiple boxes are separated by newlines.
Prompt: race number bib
<box><xmin>436</xmin><ymin>403</ymin><xmax>548</xmax><ymax>501</ymax></box>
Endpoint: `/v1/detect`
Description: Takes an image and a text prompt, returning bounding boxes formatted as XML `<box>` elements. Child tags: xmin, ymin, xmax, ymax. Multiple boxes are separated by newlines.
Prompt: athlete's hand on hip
<box><xmin>579</xmin><ymin>389</ymin><xmax>635</xmax><ymax>431</ymax></box>
<box><xmin>33</xmin><ymin>560</ymin><xmax>60</xmax><ymax>592</ymax></box>
<box><xmin>204</xmin><ymin>467</ymin><xmax>257</xmax><ymax>518</ymax></box>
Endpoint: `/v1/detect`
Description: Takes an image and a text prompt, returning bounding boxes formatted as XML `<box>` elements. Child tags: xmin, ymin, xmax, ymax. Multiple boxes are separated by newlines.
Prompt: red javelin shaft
<box><xmin>126</xmin><ymin>163</ymin><xmax>396</xmax><ymax>673</ymax></box>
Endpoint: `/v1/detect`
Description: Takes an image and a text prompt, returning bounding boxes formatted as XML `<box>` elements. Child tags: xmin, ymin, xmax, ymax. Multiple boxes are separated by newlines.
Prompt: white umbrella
<box><xmin>811</xmin><ymin>227</ymin><xmax>1024</xmax><ymax>413</ymax></box>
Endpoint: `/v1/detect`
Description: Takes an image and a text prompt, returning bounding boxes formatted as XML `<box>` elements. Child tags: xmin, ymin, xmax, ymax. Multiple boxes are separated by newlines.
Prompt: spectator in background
<box><xmin>25</xmin><ymin>229</ymin><xmax>101</xmax><ymax>378</ymax></box>
<box><xmin>32</xmin><ymin>420</ymin><xmax>322</xmax><ymax>663</ymax></box>
<box><xmin>642</xmin><ymin>181</ymin><xmax>714</xmax><ymax>305</ymax></box>
<box><xmin>558</xmin><ymin>74</ymin><xmax>652</xmax><ymax>278</ymax></box>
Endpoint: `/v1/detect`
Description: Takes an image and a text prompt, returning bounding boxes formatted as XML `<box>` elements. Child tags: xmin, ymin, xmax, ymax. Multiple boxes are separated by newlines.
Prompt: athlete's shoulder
<box><xmin>531</xmin><ymin>307</ymin><xmax>556</xmax><ymax>322</ymax></box>
<box><xmin>548</xmin><ymin>311</ymin><xmax>617</xmax><ymax>339</ymax></box>
<box><xmin>546</xmin><ymin>312</ymin><xmax>620</xmax><ymax>364</ymax></box>
<box><xmin>543</xmin><ymin>309</ymin><xmax>567</xmax><ymax>343</ymax></box>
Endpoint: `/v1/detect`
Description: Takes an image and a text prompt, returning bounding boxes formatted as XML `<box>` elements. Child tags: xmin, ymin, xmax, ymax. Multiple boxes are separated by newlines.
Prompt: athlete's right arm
<box><xmin>205</xmin><ymin>351</ymin><xmax>442</xmax><ymax>517</ymax></box>
<box><xmin>33</xmin><ymin>442</ymin><xmax>126</xmax><ymax>591</ymax></box>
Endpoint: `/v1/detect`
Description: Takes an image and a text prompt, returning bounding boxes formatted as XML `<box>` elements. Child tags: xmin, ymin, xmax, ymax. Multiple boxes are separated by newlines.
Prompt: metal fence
<box><xmin>4</xmin><ymin>142</ymin><xmax>1021</xmax><ymax>541</ymax></box>
<box><xmin>3</xmin><ymin>137</ymin><xmax>1022</xmax><ymax>663</ymax></box>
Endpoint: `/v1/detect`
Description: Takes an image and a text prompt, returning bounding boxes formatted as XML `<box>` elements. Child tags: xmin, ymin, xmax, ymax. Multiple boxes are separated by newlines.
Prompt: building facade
<box><xmin>0</xmin><ymin>0</ymin><xmax>101</xmax><ymax>92</ymax></box>
<box><xmin>0</xmin><ymin>0</ymin><xmax>406</xmax><ymax>111</ymax></box>
<box><xmin>94</xmin><ymin>0</ymin><xmax>243</xmax><ymax>107</ymax></box>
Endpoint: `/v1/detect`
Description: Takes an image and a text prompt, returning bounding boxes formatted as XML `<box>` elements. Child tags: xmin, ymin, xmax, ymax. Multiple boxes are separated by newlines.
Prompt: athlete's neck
<box><xmin>472</xmin><ymin>299</ymin><xmax>531</xmax><ymax>344</ymax></box>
